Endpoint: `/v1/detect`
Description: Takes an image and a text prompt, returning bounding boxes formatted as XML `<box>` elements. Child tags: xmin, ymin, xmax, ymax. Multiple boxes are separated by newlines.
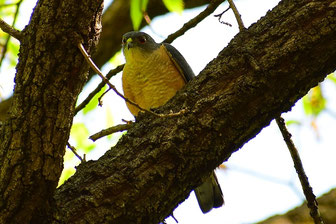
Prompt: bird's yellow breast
<box><xmin>122</xmin><ymin>45</ymin><xmax>186</xmax><ymax>116</ymax></box>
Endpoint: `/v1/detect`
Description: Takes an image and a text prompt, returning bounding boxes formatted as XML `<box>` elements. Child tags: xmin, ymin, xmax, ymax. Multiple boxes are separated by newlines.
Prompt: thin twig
<box><xmin>74</xmin><ymin>64</ymin><xmax>124</xmax><ymax>115</ymax></box>
<box><xmin>78</xmin><ymin>43</ymin><xmax>161</xmax><ymax>117</ymax></box>
<box><xmin>97</xmin><ymin>88</ymin><xmax>111</xmax><ymax>106</ymax></box>
<box><xmin>214</xmin><ymin>7</ymin><xmax>232</xmax><ymax>26</ymax></box>
<box><xmin>0</xmin><ymin>3</ymin><xmax>22</xmax><ymax>68</ymax></box>
<box><xmin>0</xmin><ymin>15</ymin><xmax>22</xmax><ymax>42</ymax></box>
<box><xmin>164</xmin><ymin>0</ymin><xmax>225</xmax><ymax>44</ymax></box>
<box><xmin>66</xmin><ymin>142</ymin><xmax>85</xmax><ymax>162</ymax></box>
<box><xmin>89</xmin><ymin>123</ymin><xmax>133</xmax><ymax>141</ymax></box>
<box><xmin>227</xmin><ymin>0</ymin><xmax>244</xmax><ymax>31</ymax></box>
<box><xmin>276</xmin><ymin>117</ymin><xmax>324</xmax><ymax>224</ymax></box>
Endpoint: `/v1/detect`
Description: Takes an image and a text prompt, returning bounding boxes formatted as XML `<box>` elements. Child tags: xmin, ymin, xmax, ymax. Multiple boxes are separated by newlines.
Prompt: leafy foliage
<box><xmin>302</xmin><ymin>85</ymin><xmax>326</xmax><ymax>117</ymax></box>
<box><xmin>130</xmin><ymin>0</ymin><xmax>149</xmax><ymax>30</ymax></box>
<box><xmin>70</xmin><ymin>123</ymin><xmax>96</xmax><ymax>153</ymax></box>
<box><xmin>130</xmin><ymin>0</ymin><xmax>184</xmax><ymax>30</ymax></box>
<box><xmin>162</xmin><ymin>0</ymin><xmax>184</xmax><ymax>14</ymax></box>
<box><xmin>82</xmin><ymin>85</ymin><xmax>107</xmax><ymax>114</ymax></box>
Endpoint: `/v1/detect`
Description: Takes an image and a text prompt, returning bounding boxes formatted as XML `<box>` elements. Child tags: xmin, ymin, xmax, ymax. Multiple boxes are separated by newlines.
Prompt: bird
<box><xmin>121</xmin><ymin>31</ymin><xmax>224</xmax><ymax>213</ymax></box>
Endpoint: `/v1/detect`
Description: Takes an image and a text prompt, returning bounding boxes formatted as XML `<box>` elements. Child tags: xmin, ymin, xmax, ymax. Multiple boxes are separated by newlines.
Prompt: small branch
<box><xmin>74</xmin><ymin>64</ymin><xmax>124</xmax><ymax>115</ymax></box>
<box><xmin>276</xmin><ymin>117</ymin><xmax>324</xmax><ymax>224</ymax></box>
<box><xmin>214</xmin><ymin>7</ymin><xmax>232</xmax><ymax>26</ymax></box>
<box><xmin>0</xmin><ymin>18</ymin><xmax>22</xmax><ymax>42</ymax></box>
<box><xmin>97</xmin><ymin>88</ymin><xmax>111</xmax><ymax>106</ymax></box>
<box><xmin>89</xmin><ymin>123</ymin><xmax>133</xmax><ymax>141</ymax></box>
<box><xmin>78</xmin><ymin>43</ymin><xmax>161</xmax><ymax>117</ymax></box>
<box><xmin>66</xmin><ymin>142</ymin><xmax>85</xmax><ymax>162</ymax></box>
<box><xmin>0</xmin><ymin>1</ymin><xmax>22</xmax><ymax>70</ymax></box>
<box><xmin>227</xmin><ymin>0</ymin><xmax>245</xmax><ymax>31</ymax></box>
<box><xmin>164</xmin><ymin>0</ymin><xmax>225</xmax><ymax>44</ymax></box>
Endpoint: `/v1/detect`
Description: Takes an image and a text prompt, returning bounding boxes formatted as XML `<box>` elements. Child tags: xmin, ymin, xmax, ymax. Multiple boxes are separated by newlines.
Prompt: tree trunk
<box><xmin>0</xmin><ymin>0</ymin><xmax>103</xmax><ymax>223</ymax></box>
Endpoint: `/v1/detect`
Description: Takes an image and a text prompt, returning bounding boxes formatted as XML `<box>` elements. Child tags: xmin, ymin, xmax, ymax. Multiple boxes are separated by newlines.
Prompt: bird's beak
<box><xmin>126</xmin><ymin>37</ymin><xmax>133</xmax><ymax>50</ymax></box>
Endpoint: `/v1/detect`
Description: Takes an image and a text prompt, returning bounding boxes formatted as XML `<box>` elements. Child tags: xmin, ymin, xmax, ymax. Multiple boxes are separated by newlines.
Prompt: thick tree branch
<box><xmin>53</xmin><ymin>0</ymin><xmax>336</xmax><ymax>223</ymax></box>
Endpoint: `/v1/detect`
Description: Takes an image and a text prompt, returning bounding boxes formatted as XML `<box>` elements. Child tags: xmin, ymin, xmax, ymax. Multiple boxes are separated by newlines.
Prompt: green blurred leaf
<box><xmin>285</xmin><ymin>120</ymin><xmax>301</xmax><ymax>126</ymax></box>
<box><xmin>0</xmin><ymin>5</ymin><xmax>15</xmax><ymax>17</ymax></box>
<box><xmin>82</xmin><ymin>85</ymin><xmax>107</xmax><ymax>114</ymax></box>
<box><xmin>162</xmin><ymin>0</ymin><xmax>184</xmax><ymax>13</ymax></box>
<box><xmin>327</xmin><ymin>73</ymin><xmax>336</xmax><ymax>85</ymax></box>
<box><xmin>130</xmin><ymin>0</ymin><xmax>149</xmax><ymax>30</ymax></box>
<box><xmin>58</xmin><ymin>166</ymin><xmax>76</xmax><ymax>187</ymax></box>
<box><xmin>302</xmin><ymin>85</ymin><xmax>326</xmax><ymax>117</ymax></box>
<box><xmin>7</xmin><ymin>39</ymin><xmax>19</xmax><ymax>66</ymax></box>
<box><xmin>70</xmin><ymin>123</ymin><xmax>96</xmax><ymax>153</ymax></box>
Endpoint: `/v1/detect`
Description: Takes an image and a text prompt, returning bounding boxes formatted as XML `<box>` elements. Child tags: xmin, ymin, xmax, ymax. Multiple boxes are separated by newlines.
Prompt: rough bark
<box><xmin>53</xmin><ymin>0</ymin><xmax>336</xmax><ymax>223</ymax></box>
<box><xmin>0</xmin><ymin>0</ymin><xmax>103</xmax><ymax>223</ymax></box>
<box><xmin>258</xmin><ymin>188</ymin><xmax>336</xmax><ymax>224</ymax></box>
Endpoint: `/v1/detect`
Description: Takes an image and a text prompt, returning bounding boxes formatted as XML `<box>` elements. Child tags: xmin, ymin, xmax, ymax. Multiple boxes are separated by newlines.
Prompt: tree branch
<box><xmin>276</xmin><ymin>117</ymin><xmax>324</xmax><ymax>224</ymax></box>
<box><xmin>0</xmin><ymin>18</ymin><xmax>22</xmax><ymax>41</ymax></box>
<box><xmin>74</xmin><ymin>64</ymin><xmax>123</xmax><ymax>115</ymax></box>
<box><xmin>230</xmin><ymin>0</ymin><xmax>323</xmax><ymax>223</ymax></box>
<box><xmin>227</xmin><ymin>0</ymin><xmax>245</xmax><ymax>30</ymax></box>
<box><xmin>53</xmin><ymin>0</ymin><xmax>336</xmax><ymax>223</ymax></box>
<box><xmin>89</xmin><ymin>123</ymin><xmax>133</xmax><ymax>141</ymax></box>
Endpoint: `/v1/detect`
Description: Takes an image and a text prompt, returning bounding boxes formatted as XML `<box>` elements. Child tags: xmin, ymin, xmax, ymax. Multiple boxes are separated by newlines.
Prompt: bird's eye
<box><xmin>122</xmin><ymin>38</ymin><xmax>126</xmax><ymax>44</ymax></box>
<box><xmin>138</xmin><ymin>36</ymin><xmax>146</xmax><ymax>44</ymax></box>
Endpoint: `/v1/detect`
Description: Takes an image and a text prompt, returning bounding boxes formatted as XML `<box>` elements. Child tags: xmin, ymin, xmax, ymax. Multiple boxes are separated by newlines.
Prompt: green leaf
<box><xmin>82</xmin><ymin>85</ymin><xmax>107</xmax><ymax>114</ymax></box>
<box><xmin>285</xmin><ymin>120</ymin><xmax>301</xmax><ymax>126</ymax></box>
<box><xmin>302</xmin><ymin>85</ymin><xmax>326</xmax><ymax>117</ymax></box>
<box><xmin>7</xmin><ymin>39</ymin><xmax>19</xmax><ymax>66</ymax></box>
<box><xmin>162</xmin><ymin>0</ymin><xmax>184</xmax><ymax>14</ymax></box>
<box><xmin>130</xmin><ymin>0</ymin><xmax>149</xmax><ymax>30</ymax></box>
<box><xmin>327</xmin><ymin>73</ymin><xmax>336</xmax><ymax>85</ymax></box>
<box><xmin>70</xmin><ymin>123</ymin><xmax>96</xmax><ymax>153</ymax></box>
<box><xmin>58</xmin><ymin>167</ymin><xmax>76</xmax><ymax>186</ymax></box>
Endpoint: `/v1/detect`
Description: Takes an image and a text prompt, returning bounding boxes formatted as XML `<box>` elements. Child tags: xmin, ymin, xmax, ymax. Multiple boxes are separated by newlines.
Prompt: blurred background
<box><xmin>1</xmin><ymin>0</ymin><xmax>335</xmax><ymax>223</ymax></box>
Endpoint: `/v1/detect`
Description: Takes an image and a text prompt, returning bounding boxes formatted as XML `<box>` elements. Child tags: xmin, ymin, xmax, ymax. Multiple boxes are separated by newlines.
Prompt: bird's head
<box><xmin>122</xmin><ymin>31</ymin><xmax>160</xmax><ymax>62</ymax></box>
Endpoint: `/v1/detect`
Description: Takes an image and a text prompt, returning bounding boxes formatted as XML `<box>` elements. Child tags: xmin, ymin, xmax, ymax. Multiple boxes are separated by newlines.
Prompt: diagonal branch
<box><xmin>0</xmin><ymin>18</ymin><xmax>22</xmax><ymax>41</ymax></box>
<box><xmin>53</xmin><ymin>0</ymin><xmax>336</xmax><ymax>223</ymax></box>
<box><xmin>230</xmin><ymin>0</ymin><xmax>323</xmax><ymax>223</ymax></box>
<box><xmin>276</xmin><ymin>117</ymin><xmax>324</xmax><ymax>224</ymax></box>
